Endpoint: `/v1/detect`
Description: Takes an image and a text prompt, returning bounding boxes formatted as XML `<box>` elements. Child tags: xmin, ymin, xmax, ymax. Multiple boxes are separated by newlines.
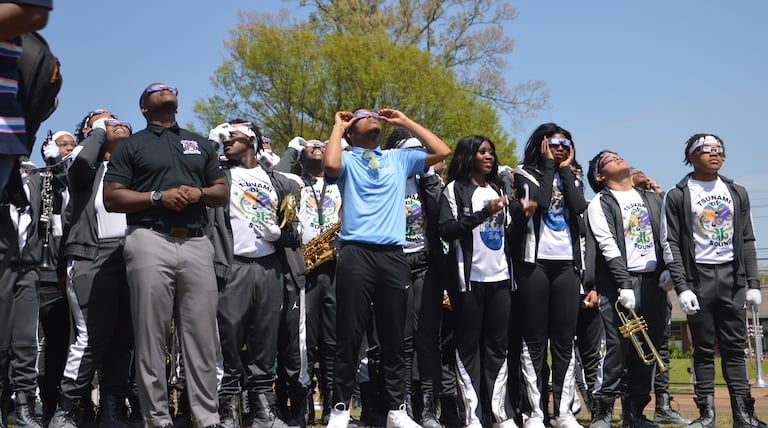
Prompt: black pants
<box><xmin>61</xmin><ymin>240</ymin><xmax>134</xmax><ymax>400</ymax></box>
<box><xmin>594</xmin><ymin>273</ymin><xmax>666</xmax><ymax>404</ymax></box>
<box><xmin>276</xmin><ymin>267</ymin><xmax>308</xmax><ymax>407</ymax></box>
<box><xmin>304</xmin><ymin>262</ymin><xmax>337</xmax><ymax>399</ymax></box>
<box><xmin>653</xmin><ymin>296</ymin><xmax>673</xmax><ymax>395</ymax></box>
<box><xmin>404</xmin><ymin>251</ymin><xmax>443</xmax><ymax>395</ymax></box>
<box><xmin>688</xmin><ymin>263</ymin><xmax>750</xmax><ymax>398</ymax></box>
<box><xmin>333</xmin><ymin>243</ymin><xmax>410</xmax><ymax>411</ymax></box>
<box><xmin>218</xmin><ymin>254</ymin><xmax>284</xmax><ymax>397</ymax></box>
<box><xmin>515</xmin><ymin>260</ymin><xmax>580</xmax><ymax>420</ymax></box>
<box><xmin>575</xmin><ymin>296</ymin><xmax>604</xmax><ymax>405</ymax></box>
<box><xmin>0</xmin><ymin>265</ymin><xmax>40</xmax><ymax>396</ymax></box>
<box><xmin>453</xmin><ymin>280</ymin><xmax>511</xmax><ymax>425</ymax></box>
<box><xmin>38</xmin><ymin>283</ymin><xmax>69</xmax><ymax>411</ymax></box>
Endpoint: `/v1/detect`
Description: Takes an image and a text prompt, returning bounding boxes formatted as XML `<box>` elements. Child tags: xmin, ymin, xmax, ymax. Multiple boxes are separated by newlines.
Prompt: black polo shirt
<box><xmin>104</xmin><ymin>122</ymin><xmax>224</xmax><ymax>229</ymax></box>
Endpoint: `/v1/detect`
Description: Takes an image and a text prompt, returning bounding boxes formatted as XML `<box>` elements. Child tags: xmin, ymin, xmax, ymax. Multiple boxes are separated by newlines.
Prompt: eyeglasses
<box><xmin>105</xmin><ymin>119</ymin><xmax>131</xmax><ymax>130</ymax></box>
<box><xmin>696</xmin><ymin>145</ymin><xmax>724</xmax><ymax>155</ymax></box>
<box><xmin>598</xmin><ymin>154</ymin><xmax>621</xmax><ymax>172</ymax></box>
<box><xmin>55</xmin><ymin>140</ymin><xmax>76</xmax><ymax>148</ymax></box>
<box><xmin>262</xmin><ymin>137</ymin><xmax>272</xmax><ymax>145</ymax></box>
<box><xmin>362</xmin><ymin>149</ymin><xmax>381</xmax><ymax>170</ymax></box>
<box><xmin>145</xmin><ymin>84</ymin><xmax>178</xmax><ymax>96</ymax></box>
<box><xmin>353</xmin><ymin>111</ymin><xmax>380</xmax><ymax>120</ymax></box>
<box><xmin>548</xmin><ymin>137</ymin><xmax>572</xmax><ymax>148</ymax></box>
<box><xmin>305</xmin><ymin>142</ymin><xmax>327</xmax><ymax>149</ymax></box>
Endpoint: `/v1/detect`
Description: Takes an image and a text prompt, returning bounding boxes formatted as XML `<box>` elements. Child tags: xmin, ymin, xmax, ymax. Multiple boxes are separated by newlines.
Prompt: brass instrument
<box><xmin>746</xmin><ymin>305</ymin><xmax>768</xmax><ymax>387</ymax></box>
<box><xmin>302</xmin><ymin>221</ymin><xmax>340</xmax><ymax>273</ymax></box>
<box><xmin>278</xmin><ymin>193</ymin><xmax>298</xmax><ymax>228</ymax></box>
<box><xmin>615</xmin><ymin>301</ymin><xmax>668</xmax><ymax>376</ymax></box>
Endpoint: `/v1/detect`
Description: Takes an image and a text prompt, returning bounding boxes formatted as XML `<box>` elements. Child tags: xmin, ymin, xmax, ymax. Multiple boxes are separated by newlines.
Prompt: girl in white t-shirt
<box><xmin>439</xmin><ymin>135</ymin><xmax>527</xmax><ymax>428</ymax></box>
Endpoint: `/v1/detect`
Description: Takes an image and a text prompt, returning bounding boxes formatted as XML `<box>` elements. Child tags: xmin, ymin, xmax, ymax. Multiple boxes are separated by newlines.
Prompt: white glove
<box><xmin>91</xmin><ymin>117</ymin><xmax>108</xmax><ymax>133</ymax></box>
<box><xmin>618</xmin><ymin>288</ymin><xmax>636</xmax><ymax>310</ymax></box>
<box><xmin>208</xmin><ymin>123</ymin><xmax>230</xmax><ymax>143</ymax></box>
<box><xmin>658</xmin><ymin>270</ymin><xmax>674</xmax><ymax>292</ymax></box>
<box><xmin>261</xmin><ymin>224</ymin><xmax>281</xmax><ymax>242</ymax></box>
<box><xmin>288</xmin><ymin>136</ymin><xmax>306</xmax><ymax>154</ymax></box>
<box><xmin>678</xmin><ymin>290</ymin><xmax>700</xmax><ymax>315</ymax></box>
<box><xmin>747</xmin><ymin>289</ymin><xmax>762</xmax><ymax>309</ymax></box>
<box><xmin>43</xmin><ymin>138</ymin><xmax>60</xmax><ymax>160</ymax></box>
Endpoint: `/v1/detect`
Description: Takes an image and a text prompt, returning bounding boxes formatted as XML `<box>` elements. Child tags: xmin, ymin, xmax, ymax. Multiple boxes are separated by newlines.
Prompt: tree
<box><xmin>195</xmin><ymin>1</ymin><xmax>547</xmax><ymax>168</ymax></box>
<box><xmin>297</xmin><ymin>0</ymin><xmax>549</xmax><ymax>125</ymax></box>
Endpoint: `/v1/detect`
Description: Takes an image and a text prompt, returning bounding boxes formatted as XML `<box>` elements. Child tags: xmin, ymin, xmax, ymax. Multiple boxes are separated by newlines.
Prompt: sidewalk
<box><xmin>614</xmin><ymin>385</ymin><xmax>768</xmax><ymax>420</ymax></box>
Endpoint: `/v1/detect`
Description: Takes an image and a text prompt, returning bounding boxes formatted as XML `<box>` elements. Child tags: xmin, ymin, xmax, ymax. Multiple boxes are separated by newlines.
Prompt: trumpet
<box><xmin>615</xmin><ymin>301</ymin><xmax>669</xmax><ymax>376</ymax></box>
<box><xmin>746</xmin><ymin>304</ymin><xmax>768</xmax><ymax>388</ymax></box>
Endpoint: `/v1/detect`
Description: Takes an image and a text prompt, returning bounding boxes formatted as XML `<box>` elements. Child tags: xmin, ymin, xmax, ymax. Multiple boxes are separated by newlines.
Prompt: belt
<box><xmin>233</xmin><ymin>253</ymin><xmax>276</xmax><ymax>263</ymax></box>
<box><xmin>138</xmin><ymin>225</ymin><xmax>205</xmax><ymax>239</ymax></box>
<box><xmin>629</xmin><ymin>271</ymin><xmax>657</xmax><ymax>279</ymax></box>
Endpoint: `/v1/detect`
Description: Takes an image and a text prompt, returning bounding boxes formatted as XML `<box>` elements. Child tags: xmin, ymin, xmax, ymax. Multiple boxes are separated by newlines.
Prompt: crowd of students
<box><xmin>0</xmin><ymin>80</ymin><xmax>764</xmax><ymax>428</ymax></box>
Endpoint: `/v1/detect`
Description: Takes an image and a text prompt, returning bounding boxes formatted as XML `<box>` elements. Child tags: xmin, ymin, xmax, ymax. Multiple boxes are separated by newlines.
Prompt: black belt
<box><xmin>137</xmin><ymin>225</ymin><xmax>205</xmax><ymax>239</ymax></box>
<box><xmin>629</xmin><ymin>271</ymin><xmax>657</xmax><ymax>279</ymax></box>
<box><xmin>233</xmin><ymin>253</ymin><xmax>276</xmax><ymax>263</ymax></box>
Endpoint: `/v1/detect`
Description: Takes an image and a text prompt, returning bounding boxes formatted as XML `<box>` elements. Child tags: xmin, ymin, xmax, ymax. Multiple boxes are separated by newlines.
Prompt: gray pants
<box><xmin>124</xmin><ymin>227</ymin><xmax>219</xmax><ymax>427</ymax></box>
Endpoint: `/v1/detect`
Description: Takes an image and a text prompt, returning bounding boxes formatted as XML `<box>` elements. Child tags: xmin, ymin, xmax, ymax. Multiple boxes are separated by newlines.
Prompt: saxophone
<box><xmin>302</xmin><ymin>221</ymin><xmax>341</xmax><ymax>273</ymax></box>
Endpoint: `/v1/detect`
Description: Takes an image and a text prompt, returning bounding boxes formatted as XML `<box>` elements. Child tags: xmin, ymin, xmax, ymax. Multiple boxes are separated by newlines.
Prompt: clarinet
<box><xmin>38</xmin><ymin>168</ymin><xmax>53</xmax><ymax>269</ymax></box>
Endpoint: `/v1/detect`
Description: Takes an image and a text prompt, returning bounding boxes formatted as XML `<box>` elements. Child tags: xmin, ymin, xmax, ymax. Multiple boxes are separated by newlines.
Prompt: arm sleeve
<box><xmin>66</xmin><ymin>129</ymin><xmax>106</xmax><ymax>191</ymax></box>
<box><xmin>103</xmin><ymin>138</ymin><xmax>132</xmax><ymax>186</ymax></box>
<box><xmin>586</xmin><ymin>195</ymin><xmax>633</xmax><ymax>289</ymax></box>
<box><xmin>660</xmin><ymin>190</ymin><xmax>690</xmax><ymax>294</ymax></box>
<box><xmin>559</xmin><ymin>166</ymin><xmax>588</xmax><ymax>215</ymax></box>
<box><xmin>738</xmin><ymin>186</ymin><xmax>760</xmax><ymax>289</ymax></box>
<box><xmin>438</xmin><ymin>182</ymin><xmax>490</xmax><ymax>242</ymax></box>
<box><xmin>274</xmin><ymin>147</ymin><xmax>299</xmax><ymax>173</ymax></box>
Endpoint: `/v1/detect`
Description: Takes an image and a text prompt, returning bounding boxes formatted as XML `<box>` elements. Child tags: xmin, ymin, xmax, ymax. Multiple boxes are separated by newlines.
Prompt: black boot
<box><xmin>653</xmin><ymin>393</ymin><xmax>690</xmax><ymax>425</ymax></box>
<box><xmin>320</xmin><ymin>387</ymin><xmax>333</xmax><ymax>426</ymax></box>
<box><xmin>219</xmin><ymin>395</ymin><xmax>240</xmax><ymax>428</ymax></box>
<box><xmin>14</xmin><ymin>392</ymin><xmax>43</xmax><ymax>428</ymax></box>
<box><xmin>419</xmin><ymin>390</ymin><xmax>440</xmax><ymax>428</ymax></box>
<box><xmin>621</xmin><ymin>398</ymin><xmax>659</xmax><ymax>428</ymax></box>
<box><xmin>731</xmin><ymin>396</ymin><xmax>768</xmax><ymax>428</ymax></box>
<box><xmin>438</xmin><ymin>394</ymin><xmax>461</xmax><ymax>428</ymax></box>
<box><xmin>588</xmin><ymin>397</ymin><xmax>614</xmax><ymax>428</ymax></box>
<box><xmin>48</xmin><ymin>397</ymin><xmax>83</xmax><ymax>428</ymax></box>
<box><xmin>285</xmin><ymin>388</ymin><xmax>307</xmax><ymax>428</ymax></box>
<box><xmin>688</xmin><ymin>395</ymin><xmax>715</xmax><ymax>428</ymax></box>
<box><xmin>250</xmin><ymin>392</ymin><xmax>289</xmax><ymax>428</ymax></box>
<box><xmin>98</xmin><ymin>395</ymin><xmax>141</xmax><ymax>428</ymax></box>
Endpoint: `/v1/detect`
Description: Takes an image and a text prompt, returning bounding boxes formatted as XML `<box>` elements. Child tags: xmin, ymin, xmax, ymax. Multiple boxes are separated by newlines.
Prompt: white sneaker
<box><xmin>326</xmin><ymin>402</ymin><xmax>350</xmax><ymax>428</ymax></box>
<box><xmin>554</xmin><ymin>413</ymin><xmax>583</xmax><ymax>428</ymax></box>
<box><xmin>572</xmin><ymin>394</ymin><xmax>582</xmax><ymax>415</ymax></box>
<box><xmin>522</xmin><ymin>415</ymin><xmax>547</xmax><ymax>428</ymax></box>
<box><xmin>492</xmin><ymin>418</ymin><xmax>519</xmax><ymax>428</ymax></box>
<box><xmin>386</xmin><ymin>404</ymin><xmax>422</xmax><ymax>428</ymax></box>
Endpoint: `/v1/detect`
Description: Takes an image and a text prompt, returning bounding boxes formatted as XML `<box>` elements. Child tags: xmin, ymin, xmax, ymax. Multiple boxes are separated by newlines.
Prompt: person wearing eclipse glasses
<box><xmin>511</xmin><ymin>123</ymin><xmax>587</xmax><ymax>428</ymax></box>
<box><xmin>322</xmin><ymin>108</ymin><xmax>450</xmax><ymax>428</ymax></box>
<box><xmin>103</xmin><ymin>82</ymin><xmax>228</xmax><ymax>428</ymax></box>
<box><xmin>661</xmin><ymin>134</ymin><xmax>765</xmax><ymax>428</ymax></box>
<box><xmin>49</xmin><ymin>114</ymin><xmax>137</xmax><ymax>428</ymax></box>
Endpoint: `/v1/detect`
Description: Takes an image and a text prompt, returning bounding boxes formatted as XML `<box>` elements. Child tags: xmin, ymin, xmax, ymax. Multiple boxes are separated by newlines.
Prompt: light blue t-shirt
<box><xmin>333</xmin><ymin>146</ymin><xmax>427</xmax><ymax>245</ymax></box>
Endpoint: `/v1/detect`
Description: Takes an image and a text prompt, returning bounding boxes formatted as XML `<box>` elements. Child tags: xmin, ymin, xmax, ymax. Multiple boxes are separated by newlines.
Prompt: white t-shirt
<box><xmin>458</xmin><ymin>184</ymin><xmax>509</xmax><ymax>282</ymax></box>
<box><xmin>404</xmin><ymin>176</ymin><xmax>427</xmax><ymax>253</ymax></box>
<box><xmin>96</xmin><ymin>163</ymin><xmax>127</xmax><ymax>239</ymax></box>
<box><xmin>537</xmin><ymin>173</ymin><xmax>573</xmax><ymax>260</ymax></box>
<box><xmin>298</xmin><ymin>175</ymin><xmax>342</xmax><ymax>245</ymax></box>
<box><xmin>230</xmin><ymin>166</ymin><xmax>279</xmax><ymax>258</ymax></box>
<box><xmin>609</xmin><ymin>189</ymin><xmax>657</xmax><ymax>273</ymax></box>
<box><xmin>688</xmin><ymin>177</ymin><xmax>735</xmax><ymax>263</ymax></box>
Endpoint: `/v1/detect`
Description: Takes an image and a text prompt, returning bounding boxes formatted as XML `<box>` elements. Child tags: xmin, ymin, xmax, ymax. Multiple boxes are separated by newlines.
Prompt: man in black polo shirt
<box><xmin>103</xmin><ymin>82</ymin><xmax>227</xmax><ymax>428</ymax></box>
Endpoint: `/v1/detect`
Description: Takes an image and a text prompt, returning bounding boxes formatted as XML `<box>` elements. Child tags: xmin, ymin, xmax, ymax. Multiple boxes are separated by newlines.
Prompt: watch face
<box><xmin>152</xmin><ymin>191</ymin><xmax>162</xmax><ymax>201</ymax></box>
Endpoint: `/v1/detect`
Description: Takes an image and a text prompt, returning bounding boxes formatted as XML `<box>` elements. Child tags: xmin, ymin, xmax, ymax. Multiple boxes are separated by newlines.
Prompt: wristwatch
<box><xmin>150</xmin><ymin>191</ymin><xmax>163</xmax><ymax>206</ymax></box>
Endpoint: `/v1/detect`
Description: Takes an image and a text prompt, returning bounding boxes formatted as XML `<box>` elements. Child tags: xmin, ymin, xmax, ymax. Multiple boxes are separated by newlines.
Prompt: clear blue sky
<box><xmin>34</xmin><ymin>1</ymin><xmax>768</xmax><ymax>266</ymax></box>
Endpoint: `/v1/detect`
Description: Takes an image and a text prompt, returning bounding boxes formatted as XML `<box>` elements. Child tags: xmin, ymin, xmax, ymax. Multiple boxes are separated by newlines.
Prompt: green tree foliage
<box><xmin>195</xmin><ymin>2</ymin><xmax>548</xmax><ymax>168</ymax></box>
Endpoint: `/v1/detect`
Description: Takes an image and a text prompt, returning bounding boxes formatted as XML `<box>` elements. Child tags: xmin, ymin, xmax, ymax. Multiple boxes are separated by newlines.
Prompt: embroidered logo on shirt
<box><xmin>180</xmin><ymin>140</ymin><xmax>201</xmax><ymax>154</ymax></box>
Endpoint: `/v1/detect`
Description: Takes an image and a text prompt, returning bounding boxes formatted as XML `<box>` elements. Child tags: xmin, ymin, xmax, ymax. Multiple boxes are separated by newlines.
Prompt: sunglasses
<box><xmin>362</xmin><ymin>149</ymin><xmax>381</xmax><ymax>170</ymax></box>
<box><xmin>353</xmin><ymin>111</ymin><xmax>380</xmax><ymax>120</ymax></box>
<box><xmin>305</xmin><ymin>142</ymin><xmax>327</xmax><ymax>149</ymax></box>
<box><xmin>145</xmin><ymin>84</ymin><xmax>178</xmax><ymax>96</ymax></box>
<box><xmin>548</xmin><ymin>137</ymin><xmax>572</xmax><ymax>148</ymax></box>
<box><xmin>105</xmin><ymin>119</ymin><xmax>131</xmax><ymax>129</ymax></box>
<box><xmin>262</xmin><ymin>137</ymin><xmax>272</xmax><ymax>145</ymax></box>
<box><xmin>56</xmin><ymin>140</ymin><xmax>76</xmax><ymax>148</ymax></box>
<box><xmin>598</xmin><ymin>154</ymin><xmax>621</xmax><ymax>172</ymax></box>
<box><xmin>696</xmin><ymin>145</ymin><xmax>724</xmax><ymax>155</ymax></box>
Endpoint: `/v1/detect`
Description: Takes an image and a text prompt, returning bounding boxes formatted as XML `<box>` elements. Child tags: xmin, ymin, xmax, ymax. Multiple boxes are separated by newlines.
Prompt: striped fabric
<box><xmin>0</xmin><ymin>36</ymin><xmax>27</xmax><ymax>154</ymax></box>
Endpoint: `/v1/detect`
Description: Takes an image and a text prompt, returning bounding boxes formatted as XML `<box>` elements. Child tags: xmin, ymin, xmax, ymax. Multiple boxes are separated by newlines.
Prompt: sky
<box><xmin>33</xmin><ymin>0</ymin><xmax>768</xmax><ymax>268</ymax></box>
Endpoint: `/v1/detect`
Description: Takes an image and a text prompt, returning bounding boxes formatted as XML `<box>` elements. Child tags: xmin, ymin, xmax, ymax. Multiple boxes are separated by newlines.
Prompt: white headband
<box><xmin>394</xmin><ymin>137</ymin><xmax>423</xmax><ymax>149</ymax></box>
<box><xmin>229</xmin><ymin>124</ymin><xmax>256</xmax><ymax>139</ymax></box>
<box><xmin>688</xmin><ymin>135</ymin><xmax>720</xmax><ymax>154</ymax></box>
<box><xmin>52</xmin><ymin>130</ymin><xmax>75</xmax><ymax>143</ymax></box>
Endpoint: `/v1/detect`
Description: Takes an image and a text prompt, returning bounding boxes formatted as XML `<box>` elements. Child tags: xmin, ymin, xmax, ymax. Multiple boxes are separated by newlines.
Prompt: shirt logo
<box><xmin>180</xmin><ymin>140</ymin><xmax>201</xmax><ymax>155</ymax></box>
